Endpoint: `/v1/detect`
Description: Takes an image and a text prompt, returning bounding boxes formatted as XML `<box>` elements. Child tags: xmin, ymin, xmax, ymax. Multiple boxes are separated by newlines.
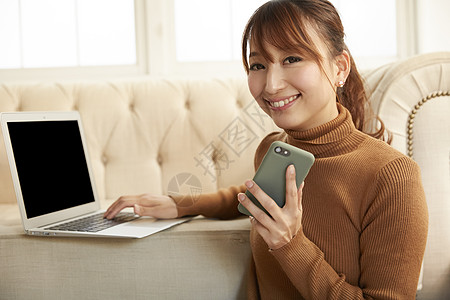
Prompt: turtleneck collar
<box><xmin>284</xmin><ymin>103</ymin><xmax>365</xmax><ymax>158</ymax></box>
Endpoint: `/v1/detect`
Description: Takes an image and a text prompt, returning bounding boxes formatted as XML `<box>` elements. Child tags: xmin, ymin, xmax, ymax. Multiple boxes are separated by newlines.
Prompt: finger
<box><xmin>250</xmin><ymin>216</ymin><xmax>291</xmax><ymax>251</ymax></box>
<box><xmin>104</xmin><ymin>197</ymin><xmax>127</xmax><ymax>218</ymax></box>
<box><xmin>134</xmin><ymin>204</ymin><xmax>148</xmax><ymax>217</ymax></box>
<box><xmin>238</xmin><ymin>192</ymin><xmax>273</xmax><ymax>226</ymax></box>
<box><xmin>298</xmin><ymin>182</ymin><xmax>305</xmax><ymax>210</ymax></box>
<box><xmin>249</xmin><ymin>216</ymin><xmax>272</xmax><ymax>243</ymax></box>
<box><xmin>285</xmin><ymin>164</ymin><xmax>299</xmax><ymax>211</ymax></box>
<box><xmin>246</xmin><ymin>179</ymin><xmax>284</xmax><ymax>219</ymax></box>
<box><xmin>104</xmin><ymin>196</ymin><xmax>139</xmax><ymax>219</ymax></box>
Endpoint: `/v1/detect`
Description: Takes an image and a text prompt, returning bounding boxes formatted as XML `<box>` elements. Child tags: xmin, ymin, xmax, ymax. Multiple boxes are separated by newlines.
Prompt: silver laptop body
<box><xmin>1</xmin><ymin>111</ymin><xmax>188</xmax><ymax>238</ymax></box>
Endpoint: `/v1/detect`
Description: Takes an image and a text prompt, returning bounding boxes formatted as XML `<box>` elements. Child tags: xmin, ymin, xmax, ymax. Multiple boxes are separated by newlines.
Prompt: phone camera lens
<box><xmin>275</xmin><ymin>146</ymin><xmax>282</xmax><ymax>153</ymax></box>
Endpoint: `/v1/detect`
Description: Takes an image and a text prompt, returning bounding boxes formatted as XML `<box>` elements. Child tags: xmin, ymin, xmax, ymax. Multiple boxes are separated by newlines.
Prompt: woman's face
<box><xmin>247</xmin><ymin>33</ymin><xmax>340</xmax><ymax>132</ymax></box>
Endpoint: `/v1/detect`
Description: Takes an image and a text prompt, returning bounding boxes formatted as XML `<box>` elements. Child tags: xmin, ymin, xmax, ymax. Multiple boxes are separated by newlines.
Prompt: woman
<box><xmin>105</xmin><ymin>1</ymin><xmax>428</xmax><ymax>298</ymax></box>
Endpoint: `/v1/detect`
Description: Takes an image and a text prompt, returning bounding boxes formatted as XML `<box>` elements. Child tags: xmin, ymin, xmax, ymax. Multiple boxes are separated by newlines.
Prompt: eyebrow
<box><xmin>249</xmin><ymin>51</ymin><xmax>260</xmax><ymax>58</ymax></box>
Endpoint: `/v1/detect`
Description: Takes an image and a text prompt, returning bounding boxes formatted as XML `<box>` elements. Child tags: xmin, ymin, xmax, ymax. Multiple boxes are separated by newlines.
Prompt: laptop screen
<box><xmin>7</xmin><ymin>120</ymin><xmax>95</xmax><ymax>218</ymax></box>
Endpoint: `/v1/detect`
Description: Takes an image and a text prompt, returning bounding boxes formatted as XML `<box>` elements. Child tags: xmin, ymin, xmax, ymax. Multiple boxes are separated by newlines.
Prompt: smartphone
<box><xmin>238</xmin><ymin>141</ymin><xmax>315</xmax><ymax>216</ymax></box>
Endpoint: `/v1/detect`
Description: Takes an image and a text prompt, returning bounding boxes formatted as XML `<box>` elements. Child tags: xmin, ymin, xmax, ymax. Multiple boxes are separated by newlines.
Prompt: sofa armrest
<box><xmin>0</xmin><ymin>216</ymin><xmax>251</xmax><ymax>300</ymax></box>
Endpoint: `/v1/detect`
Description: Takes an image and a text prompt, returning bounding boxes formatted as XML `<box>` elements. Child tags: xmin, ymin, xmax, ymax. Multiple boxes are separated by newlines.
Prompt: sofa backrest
<box><xmin>0</xmin><ymin>78</ymin><xmax>279</xmax><ymax>205</ymax></box>
<box><xmin>366</xmin><ymin>52</ymin><xmax>450</xmax><ymax>299</ymax></box>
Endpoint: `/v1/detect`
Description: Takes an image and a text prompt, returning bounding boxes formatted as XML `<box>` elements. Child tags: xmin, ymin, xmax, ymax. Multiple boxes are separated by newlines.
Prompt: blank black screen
<box><xmin>7</xmin><ymin>120</ymin><xmax>95</xmax><ymax>218</ymax></box>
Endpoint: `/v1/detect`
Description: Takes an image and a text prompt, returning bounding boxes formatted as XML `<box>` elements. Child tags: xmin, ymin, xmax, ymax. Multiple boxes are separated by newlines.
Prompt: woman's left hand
<box><xmin>237</xmin><ymin>164</ymin><xmax>304</xmax><ymax>250</ymax></box>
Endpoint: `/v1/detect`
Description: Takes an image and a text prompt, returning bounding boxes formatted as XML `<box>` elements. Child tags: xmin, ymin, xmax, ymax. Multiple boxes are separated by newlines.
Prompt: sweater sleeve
<box><xmin>174</xmin><ymin>132</ymin><xmax>283</xmax><ymax>220</ymax></box>
<box><xmin>173</xmin><ymin>185</ymin><xmax>246</xmax><ymax>219</ymax></box>
<box><xmin>270</xmin><ymin>157</ymin><xmax>428</xmax><ymax>299</ymax></box>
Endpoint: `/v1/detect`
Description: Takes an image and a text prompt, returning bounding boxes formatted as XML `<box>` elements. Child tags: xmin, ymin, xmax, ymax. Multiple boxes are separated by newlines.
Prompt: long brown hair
<box><xmin>242</xmin><ymin>0</ymin><xmax>390</xmax><ymax>142</ymax></box>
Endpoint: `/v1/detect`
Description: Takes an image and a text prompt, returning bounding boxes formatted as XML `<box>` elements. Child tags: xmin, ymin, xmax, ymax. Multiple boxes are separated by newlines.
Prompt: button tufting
<box><xmin>185</xmin><ymin>101</ymin><xmax>190</xmax><ymax>110</ymax></box>
<box><xmin>211</xmin><ymin>149</ymin><xmax>218</xmax><ymax>163</ymax></box>
<box><xmin>102</xmin><ymin>155</ymin><xmax>108</xmax><ymax>165</ymax></box>
<box><xmin>157</xmin><ymin>155</ymin><xmax>163</xmax><ymax>165</ymax></box>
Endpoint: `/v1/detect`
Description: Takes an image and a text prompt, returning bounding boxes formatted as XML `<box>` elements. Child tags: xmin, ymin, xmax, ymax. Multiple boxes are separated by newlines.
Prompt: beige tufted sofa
<box><xmin>0</xmin><ymin>52</ymin><xmax>449</xmax><ymax>299</ymax></box>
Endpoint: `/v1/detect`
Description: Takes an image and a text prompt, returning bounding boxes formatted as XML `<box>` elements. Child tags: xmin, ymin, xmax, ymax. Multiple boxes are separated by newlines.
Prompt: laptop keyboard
<box><xmin>47</xmin><ymin>212</ymin><xmax>138</xmax><ymax>232</ymax></box>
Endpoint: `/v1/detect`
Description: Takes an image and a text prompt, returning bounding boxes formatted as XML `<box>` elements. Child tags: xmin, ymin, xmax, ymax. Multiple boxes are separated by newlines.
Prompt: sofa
<box><xmin>0</xmin><ymin>52</ymin><xmax>449</xmax><ymax>300</ymax></box>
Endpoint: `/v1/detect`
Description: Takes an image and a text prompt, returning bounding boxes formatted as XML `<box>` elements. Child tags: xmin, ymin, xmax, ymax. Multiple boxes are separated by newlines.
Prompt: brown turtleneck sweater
<box><xmin>176</xmin><ymin>104</ymin><xmax>428</xmax><ymax>299</ymax></box>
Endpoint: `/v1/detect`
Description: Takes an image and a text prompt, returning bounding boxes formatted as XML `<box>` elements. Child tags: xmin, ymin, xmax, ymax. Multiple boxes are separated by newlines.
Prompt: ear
<box><xmin>334</xmin><ymin>50</ymin><xmax>351</xmax><ymax>87</ymax></box>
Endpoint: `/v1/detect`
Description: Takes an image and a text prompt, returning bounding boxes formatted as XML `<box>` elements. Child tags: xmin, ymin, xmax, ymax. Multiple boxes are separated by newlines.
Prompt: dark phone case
<box><xmin>238</xmin><ymin>141</ymin><xmax>315</xmax><ymax>216</ymax></box>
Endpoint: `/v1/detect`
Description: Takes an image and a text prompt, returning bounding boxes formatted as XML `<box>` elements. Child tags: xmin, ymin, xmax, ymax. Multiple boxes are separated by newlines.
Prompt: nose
<box><xmin>265</xmin><ymin>65</ymin><xmax>286</xmax><ymax>95</ymax></box>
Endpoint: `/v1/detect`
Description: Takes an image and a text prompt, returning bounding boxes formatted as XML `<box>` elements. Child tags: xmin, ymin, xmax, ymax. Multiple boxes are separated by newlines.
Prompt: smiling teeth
<box><xmin>269</xmin><ymin>95</ymin><xmax>298</xmax><ymax>108</ymax></box>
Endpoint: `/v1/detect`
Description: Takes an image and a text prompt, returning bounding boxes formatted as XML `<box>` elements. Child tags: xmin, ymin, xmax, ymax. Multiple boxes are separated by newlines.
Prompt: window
<box><xmin>174</xmin><ymin>0</ymin><xmax>266</xmax><ymax>62</ymax></box>
<box><xmin>1</xmin><ymin>0</ymin><xmax>446</xmax><ymax>80</ymax></box>
<box><xmin>0</xmin><ymin>0</ymin><xmax>136</xmax><ymax>69</ymax></box>
<box><xmin>331</xmin><ymin>0</ymin><xmax>397</xmax><ymax>56</ymax></box>
<box><xmin>172</xmin><ymin>0</ymin><xmax>399</xmax><ymax>72</ymax></box>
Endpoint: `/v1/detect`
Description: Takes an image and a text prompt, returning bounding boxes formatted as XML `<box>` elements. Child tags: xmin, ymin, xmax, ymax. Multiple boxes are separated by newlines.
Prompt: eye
<box><xmin>249</xmin><ymin>63</ymin><xmax>265</xmax><ymax>71</ymax></box>
<box><xmin>284</xmin><ymin>56</ymin><xmax>302</xmax><ymax>64</ymax></box>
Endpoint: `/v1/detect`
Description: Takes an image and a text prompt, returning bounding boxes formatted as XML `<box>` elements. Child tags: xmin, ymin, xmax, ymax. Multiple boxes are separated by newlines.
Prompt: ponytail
<box><xmin>338</xmin><ymin>53</ymin><xmax>392</xmax><ymax>143</ymax></box>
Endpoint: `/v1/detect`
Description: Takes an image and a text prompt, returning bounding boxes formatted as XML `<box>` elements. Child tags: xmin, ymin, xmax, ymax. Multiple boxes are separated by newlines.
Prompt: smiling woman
<box><xmin>102</xmin><ymin>1</ymin><xmax>428</xmax><ymax>299</ymax></box>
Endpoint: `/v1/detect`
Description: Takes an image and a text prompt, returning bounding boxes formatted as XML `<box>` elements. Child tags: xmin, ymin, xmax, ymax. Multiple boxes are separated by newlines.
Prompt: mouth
<box><xmin>265</xmin><ymin>94</ymin><xmax>299</xmax><ymax>108</ymax></box>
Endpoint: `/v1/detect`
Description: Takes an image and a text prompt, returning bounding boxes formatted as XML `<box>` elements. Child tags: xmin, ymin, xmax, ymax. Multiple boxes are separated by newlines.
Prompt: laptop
<box><xmin>0</xmin><ymin>111</ymin><xmax>190</xmax><ymax>238</ymax></box>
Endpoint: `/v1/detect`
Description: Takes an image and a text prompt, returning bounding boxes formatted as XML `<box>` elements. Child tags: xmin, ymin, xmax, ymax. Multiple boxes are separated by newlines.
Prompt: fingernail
<box><xmin>238</xmin><ymin>193</ymin><xmax>245</xmax><ymax>202</ymax></box>
<box><xmin>289</xmin><ymin>164</ymin><xmax>295</xmax><ymax>175</ymax></box>
<box><xmin>245</xmin><ymin>180</ymin><xmax>254</xmax><ymax>189</ymax></box>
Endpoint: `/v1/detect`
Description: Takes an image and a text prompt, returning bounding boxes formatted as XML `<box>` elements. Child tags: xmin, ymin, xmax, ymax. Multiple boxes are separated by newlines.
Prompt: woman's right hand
<box><xmin>103</xmin><ymin>194</ymin><xmax>178</xmax><ymax>220</ymax></box>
